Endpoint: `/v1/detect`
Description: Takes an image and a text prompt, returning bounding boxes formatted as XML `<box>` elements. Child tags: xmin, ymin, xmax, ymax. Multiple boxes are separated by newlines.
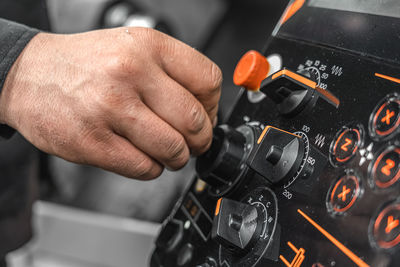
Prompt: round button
<box><xmin>373</xmin><ymin>202</ymin><xmax>400</xmax><ymax>249</ymax></box>
<box><xmin>233</xmin><ymin>50</ymin><xmax>270</xmax><ymax>91</ymax></box>
<box><xmin>370</xmin><ymin>94</ymin><xmax>400</xmax><ymax>139</ymax></box>
<box><xmin>370</xmin><ymin>146</ymin><xmax>400</xmax><ymax>189</ymax></box>
<box><xmin>328</xmin><ymin>174</ymin><xmax>361</xmax><ymax>214</ymax></box>
<box><xmin>330</xmin><ymin>126</ymin><xmax>362</xmax><ymax>164</ymax></box>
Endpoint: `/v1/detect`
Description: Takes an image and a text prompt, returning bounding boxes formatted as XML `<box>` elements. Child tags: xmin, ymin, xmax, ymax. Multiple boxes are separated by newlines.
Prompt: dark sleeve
<box><xmin>0</xmin><ymin>18</ymin><xmax>39</xmax><ymax>138</ymax></box>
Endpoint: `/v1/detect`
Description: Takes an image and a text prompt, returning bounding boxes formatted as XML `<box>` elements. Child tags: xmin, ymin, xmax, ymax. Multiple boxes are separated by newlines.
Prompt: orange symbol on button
<box><xmin>338</xmin><ymin>186</ymin><xmax>351</xmax><ymax>202</ymax></box>
<box><xmin>381</xmin><ymin>159</ymin><xmax>395</xmax><ymax>176</ymax></box>
<box><xmin>341</xmin><ymin>138</ymin><xmax>352</xmax><ymax>152</ymax></box>
<box><xmin>280</xmin><ymin>241</ymin><xmax>305</xmax><ymax>267</ymax></box>
<box><xmin>381</xmin><ymin>109</ymin><xmax>395</xmax><ymax>125</ymax></box>
<box><xmin>385</xmin><ymin>215</ymin><xmax>399</xmax><ymax>234</ymax></box>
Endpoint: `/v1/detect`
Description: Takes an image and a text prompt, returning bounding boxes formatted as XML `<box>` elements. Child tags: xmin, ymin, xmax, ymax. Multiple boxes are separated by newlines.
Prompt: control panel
<box><xmin>151</xmin><ymin>1</ymin><xmax>400</xmax><ymax>266</ymax></box>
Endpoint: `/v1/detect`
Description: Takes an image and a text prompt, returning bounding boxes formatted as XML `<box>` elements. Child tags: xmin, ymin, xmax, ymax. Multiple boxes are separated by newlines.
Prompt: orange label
<box><xmin>385</xmin><ymin>216</ymin><xmax>399</xmax><ymax>234</ymax></box>
<box><xmin>338</xmin><ymin>186</ymin><xmax>351</xmax><ymax>202</ymax></box>
<box><xmin>381</xmin><ymin>159</ymin><xmax>395</xmax><ymax>176</ymax></box>
<box><xmin>280</xmin><ymin>242</ymin><xmax>306</xmax><ymax>267</ymax></box>
<box><xmin>341</xmin><ymin>138</ymin><xmax>352</xmax><ymax>152</ymax></box>
<box><xmin>381</xmin><ymin>109</ymin><xmax>395</xmax><ymax>125</ymax></box>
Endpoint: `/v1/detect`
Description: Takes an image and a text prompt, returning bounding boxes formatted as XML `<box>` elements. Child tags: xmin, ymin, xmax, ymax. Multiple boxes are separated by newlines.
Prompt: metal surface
<box><xmin>8</xmin><ymin>201</ymin><xmax>160</xmax><ymax>267</ymax></box>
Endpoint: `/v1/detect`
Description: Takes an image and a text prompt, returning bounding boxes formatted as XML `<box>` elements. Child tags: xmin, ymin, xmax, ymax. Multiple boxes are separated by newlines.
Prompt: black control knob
<box><xmin>247</xmin><ymin>126</ymin><xmax>307</xmax><ymax>185</ymax></box>
<box><xmin>212</xmin><ymin>198</ymin><xmax>263</xmax><ymax>252</ymax></box>
<box><xmin>196</xmin><ymin>125</ymin><xmax>247</xmax><ymax>188</ymax></box>
<box><xmin>258</xmin><ymin>68</ymin><xmax>316</xmax><ymax>117</ymax></box>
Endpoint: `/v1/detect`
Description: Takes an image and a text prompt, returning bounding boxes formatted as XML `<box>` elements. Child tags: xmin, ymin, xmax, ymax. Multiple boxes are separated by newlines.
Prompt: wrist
<box><xmin>0</xmin><ymin>32</ymin><xmax>49</xmax><ymax>130</ymax></box>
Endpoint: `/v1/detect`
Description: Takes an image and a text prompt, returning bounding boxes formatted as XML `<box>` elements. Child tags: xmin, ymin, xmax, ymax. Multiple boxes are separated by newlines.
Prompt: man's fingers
<box><xmin>140</xmin><ymin>71</ymin><xmax>213</xmax><ymax>155</ymax></box>
<box><xmin>111</xmin><ymin>100</ymin><xmax>190</xmax><ymax>170</ymax></box>
<box><xmin>82</xmin><ymin>131</ymin><xmax>163</xmax><ymax>180</ymax></box>
<box><xmin>154</xmin><ymin>32</ymin><xmax>222</xmax><ymax>122</ymax></box>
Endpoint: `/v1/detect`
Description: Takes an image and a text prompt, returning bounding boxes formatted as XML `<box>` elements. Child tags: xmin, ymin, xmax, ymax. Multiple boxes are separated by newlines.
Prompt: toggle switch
<box><xmin>233</xmin><ymin>51</ymin><xmax>339</xmax><ymax>116</ymax></box>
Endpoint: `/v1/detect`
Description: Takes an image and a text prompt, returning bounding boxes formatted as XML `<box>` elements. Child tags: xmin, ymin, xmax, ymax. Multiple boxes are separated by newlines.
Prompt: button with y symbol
<box><xmin>373</xmin><ymin>201</ymin><xmax>400</xmax><ymax>249</ymax></box>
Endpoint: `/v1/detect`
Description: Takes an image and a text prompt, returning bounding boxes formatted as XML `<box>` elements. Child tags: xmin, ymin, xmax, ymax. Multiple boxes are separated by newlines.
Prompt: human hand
<box><xmin>0</xmin><ymin>27</ymin><xmax>222</xmax><ymax>179</ymax></box>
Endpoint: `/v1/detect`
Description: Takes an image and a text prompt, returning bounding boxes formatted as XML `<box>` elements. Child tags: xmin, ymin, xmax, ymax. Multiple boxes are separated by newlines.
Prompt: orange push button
<box><xmin>370</xmin><ymin>146</ymin><xmax>400</xmax><ymax>189</ymax></box>
<box><xmin>370</xmin><ymin>95</ymin><xmax>400</xmax><ymax>139</ymax></box>
<box><xmin>233</xmin><ymin>50</ymin><xmax>270</xmax><ymax>91</ymax></box>
<box><xmin>373</xmin><ymin>202</ymin><xmax>400</xmax><ymax>249</ymax></box>
<box><xmin>331</xmin><ymin>127</ymin><xmax>362</xmax><ymax>164</ymax></box>
<box><xmin>328</xmin><ymin>174</ymin><xmax>360</xmax><ymax>214</ymax></box>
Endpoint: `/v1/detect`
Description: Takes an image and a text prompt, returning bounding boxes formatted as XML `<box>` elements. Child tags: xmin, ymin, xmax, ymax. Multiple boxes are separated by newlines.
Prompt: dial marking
<box><xmin>284</xmin><ymin>132</ymin><xmax>310</xmax><ymax>188</ymax></box>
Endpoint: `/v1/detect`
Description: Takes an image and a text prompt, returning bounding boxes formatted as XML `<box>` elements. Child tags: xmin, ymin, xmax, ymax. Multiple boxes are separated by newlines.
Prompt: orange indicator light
<box><xmin>297</xmin><ymin>209</ymin><xmax>370</xmax><ymax>267</ymax></box>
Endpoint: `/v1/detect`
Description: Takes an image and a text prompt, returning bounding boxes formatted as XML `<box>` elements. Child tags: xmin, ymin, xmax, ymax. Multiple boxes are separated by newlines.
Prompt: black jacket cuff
<box><xmin>0</xmin><ymin>19</ymin><xmax>39</xmax><ymax>139</ymax></box>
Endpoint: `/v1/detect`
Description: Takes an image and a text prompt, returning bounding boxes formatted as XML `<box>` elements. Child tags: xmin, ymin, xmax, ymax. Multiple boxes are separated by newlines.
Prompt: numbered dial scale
<box><xmin>152</xmin><ymin>1</ymin><xmax>400</xmax><ymax>266</ymax></box>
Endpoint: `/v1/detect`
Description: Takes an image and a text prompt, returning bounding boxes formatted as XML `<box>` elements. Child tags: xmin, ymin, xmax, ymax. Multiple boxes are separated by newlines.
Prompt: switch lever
<box><xmin>259</xmin><ymin>68</ymin><xmax>316</xmax><ymax>117</ymax></box>
<box><xmin>233</xmin><ymin>51</ymin><xmax>340</xmax><ymax>116</ymax></box>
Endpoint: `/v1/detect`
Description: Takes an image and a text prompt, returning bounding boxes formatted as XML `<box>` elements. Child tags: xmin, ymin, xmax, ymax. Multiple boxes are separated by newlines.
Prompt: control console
<box><xmin>151</xmin><ymin>1</ymin><xmax>400</xmax><ymax>266</ymax></box>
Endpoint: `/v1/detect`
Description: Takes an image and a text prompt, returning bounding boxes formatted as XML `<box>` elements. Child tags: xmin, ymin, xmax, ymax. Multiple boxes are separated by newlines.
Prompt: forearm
<box><xmin>0</xmin><ymin>18</ymin><xmax>39</xmax><ymax>138</ymax></box>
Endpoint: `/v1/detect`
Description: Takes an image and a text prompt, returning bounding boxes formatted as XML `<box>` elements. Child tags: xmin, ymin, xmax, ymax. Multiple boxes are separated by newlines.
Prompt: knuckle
<box><xmin>206</xmin><ymin>103</ymin><xmax>219</xmax><ymax>117</ymax></box>
<box><xmin>110</xmin><ymin>55</ymin><xmax>130</xmax><ymax>73</ymax></box>
<box><xmin>108</xmin><ymin>54</ymin><xmax>142</xmax><ymax>78</ymax></box>
<box><xmin>208</xmin><ymin>63</ymin><xmax>223</xmax><ymax>91</ymax></box>
<box><xmin>133</xmin><ymin>157</ymin><xmax>156</xmax><ymax>178</ymax></box>
<box><xmin>165</xmin><ymin>135</ymin><xmax>189</xmax><ymax>168</ymax></box>
<box><xmin>191</xmin><ymin>122</ymin><xmax>213</xmax><ymax>155</ymax></box>
<box><xmin>86</xmin><ymin>125</ymin><xmax>113</xmax><ymax>144</ymax></box>
<box><xmin>134</xmin><ymin>27</ymin><xmax>164</xmax><ymax>55</ymax></box>
<box><xmin>195</xmin><ymin>138</ymin><xmax>212</xmax><ymax>156</ymax></box>
<box><xmin>108</xmin><ymin>157</ymin><xmax>129</xmax><ymax>174</ymax></box>
<box><xmin>135</xmin><ymin>27</ymin><xmax>158</xmax><ymax>40</ymax></box>
<box><xmin>118</xmin><ymin>96</ymin><xmax>144</xmax><ymax>116</ymax></box>
<box><xmin>186</xmin><ymin>103</ymin><xmax>207</xmax><ymax>134</ymax></box>
<box><xmin>77</xmin><ymin>120</ymin><xmax>111</xmax><ymax>148</ymax></box>
<box><xmin>102</xmin><ymin>92</ymin><xmax>143</xmax><ymax>118</ymax></box>
<box><xmin>139</xmin><ymin>165</ymin><xmax>164</xmax><ymax>180</ymax></box>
